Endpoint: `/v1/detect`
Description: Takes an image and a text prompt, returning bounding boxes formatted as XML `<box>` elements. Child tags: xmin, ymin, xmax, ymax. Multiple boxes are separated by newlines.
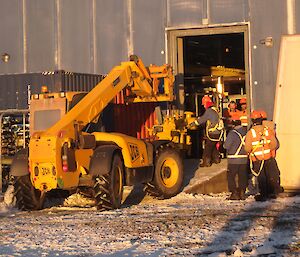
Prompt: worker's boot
<box><xmin>239</xmin><ymin>190</ymin><xmax>246</xmax><ymax>200</ymax></box>
<box><xmin>254</xmin><ymin>194</ymin><xmax>267</xmax><ymax>202</ymax></box>
<box><xmin>199</xmin><ymin>158</ymin><xmax>212</xmax><ymax>167</ymax></box>
<box><xmin>199</xmin><ymin>161</ymin><xmax>212</xmax><ymax>167</ymax></box>
<box><xmin>227</xmin><ymin>191</ymin><xmax>240</xmax><ymax>200</ymax></box>
<box><xmin>268</xmin><ymin>193</ymin><xmax>277</xmax><ymax>199</ymax></box>
<box><xmin>212</xmin><ymin>157</ymin><xmax>221</xmax><ymax>164</ymax></box>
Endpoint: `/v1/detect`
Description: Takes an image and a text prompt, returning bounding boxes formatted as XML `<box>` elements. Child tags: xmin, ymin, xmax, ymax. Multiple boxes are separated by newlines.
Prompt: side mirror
<box><xmin>78</xmin><ymin>134</ymin><xmax>96</xmax><ymax>149</ymax></box>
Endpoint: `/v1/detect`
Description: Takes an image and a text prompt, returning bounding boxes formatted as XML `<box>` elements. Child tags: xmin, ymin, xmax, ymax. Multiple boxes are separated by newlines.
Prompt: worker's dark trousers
<box><xmin>202</xmin><ymin>138</ymin><xmax>220</xmax><ymax>165</ymax></box>
<box><xmin>227</xmin><ymin>163</ymin><xmax>248</xmax><ymax>193</ymax></box>
<box><xmin>252</xmin><ymin>158</ymin><xmax>281</xmax><ymax>197</ymax></box>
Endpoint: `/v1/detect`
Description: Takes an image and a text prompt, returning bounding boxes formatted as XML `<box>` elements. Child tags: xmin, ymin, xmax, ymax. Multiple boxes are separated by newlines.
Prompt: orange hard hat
<box><xmin>251</xmin><ymin>110</ymin><xmax>262</xmax><ymax>119</ymax></box>
<box><xmin>202</xmin><ymin>95</ymin><xmax>212</xmax><ymax>105</ymax></box>
<box><xmin>240</xmin><ymin>98</ymin><xmax>247</xmax><ymax>104</ymax></box>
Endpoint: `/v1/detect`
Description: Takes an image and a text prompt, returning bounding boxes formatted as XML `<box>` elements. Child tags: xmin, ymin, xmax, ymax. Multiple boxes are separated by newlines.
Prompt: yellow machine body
<box><xmin>149</xmin><ymin>111</ymin><xmax>197</xmax><ymax>152</ymax></box>
<box><xmin>28</xmin><ymin>56</ymin><xmax>173</xmax><ymax>192</ymax></box>
<box><xmin>29</xmin><ymin>132</ymin><xmax>150</xmax><ymax>191</ymax></box>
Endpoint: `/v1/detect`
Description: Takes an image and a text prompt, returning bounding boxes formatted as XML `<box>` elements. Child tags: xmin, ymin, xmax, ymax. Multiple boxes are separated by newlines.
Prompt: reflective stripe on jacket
<box><xmin>262</xmin><ymin>120</ymin><xmax>278</xmax><ymax>158</ymax></box>
<box><xmin>196</xmin><ymin>107</ymin><xmax>222</xmax><ymax>135</ymax></box>
<box><xmin>224</xmin><ymin>126</ymin><xmax>248</xmax><ymax>164</ymax></box>
<box><xmin>245</xmin><ymin>125</ymin><xmax>276</xmax><ymax>161</ymax></box>
<box><xmin>239</xmin><ymin>110</ymin><xmax>248</xmax><ymax>126</ymax></box>
<box><xmin>227</xmin><ymin>130</ymin><xmax>247</xmax><ymax>158</ymax></box>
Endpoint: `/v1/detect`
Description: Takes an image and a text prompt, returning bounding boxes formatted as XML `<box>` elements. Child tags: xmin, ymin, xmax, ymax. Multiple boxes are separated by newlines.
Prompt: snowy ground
<box><xmin>0</xmin><ymin>188</ymin><xmax>299</xmax><ymax>257</ymax></box>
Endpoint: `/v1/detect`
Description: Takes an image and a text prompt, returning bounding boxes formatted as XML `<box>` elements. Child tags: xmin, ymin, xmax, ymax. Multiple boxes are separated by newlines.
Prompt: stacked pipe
<box><xmin>1</xmin><ymin>115</ymin><xmax>29</xmax><ymax>192</ymax></box>
<box><xmin>1</xmin><ymin>115</ymin><xmax>29</xmax><ymax>156</ymax></box>
<box><xmin>1</xmin><ymin>117</ymin><xmax>16</xmax><ymax>156</ymax></box>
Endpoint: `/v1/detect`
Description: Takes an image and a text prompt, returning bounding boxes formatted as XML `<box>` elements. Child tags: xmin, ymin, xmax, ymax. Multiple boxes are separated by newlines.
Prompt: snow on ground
<box><xmin>0</xmin><ymin>190</ymin><xmax>299</xmax><ymax>257</ymax></box>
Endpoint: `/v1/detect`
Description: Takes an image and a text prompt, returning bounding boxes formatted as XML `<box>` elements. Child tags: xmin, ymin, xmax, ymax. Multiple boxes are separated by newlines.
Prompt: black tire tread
<box><xmin>14</xmin><ymin>175</ymin><xmax>42</xmax><ymax>211</ymax></box>
<box><xmin>93</xmin><ymin>175</ymin><xmax>114</xmax><ymax>211</ymax></box>
<box><xmin>93</xmin><ymin>154</ymin><xmax>123</xmax><ymax>211</ymax></box>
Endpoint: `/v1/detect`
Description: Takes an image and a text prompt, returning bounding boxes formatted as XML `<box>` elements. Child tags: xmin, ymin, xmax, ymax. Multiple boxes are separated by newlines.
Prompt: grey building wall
<box><xmin>249</xmin><ymin>0</ymin><xmax>288</xmax><ymax>116</ymax></box>
<box><xmin>0</xmin><ymin>0</ymin><xmax>298</xmax><ymax>116</ymax></box>
<box><xmin>166</xmin><ymin>0</ymin><xmax>205</xmax><ymax>27</ymax></box>
<box><xmin>296</xmin><ymin>0</ymin><xmax>300</xmax><ymax>33</ymax></box>
<box><xmin>0</xmin><ymin>0</ymin><xmax>24</xmax><ymax>74</ymax></box>
<box><xmin>59</xmin><ymin>0</ymin><xmax>94</xmax><ymax>73</ymax></box>
<box><xmin>26</xmin><ymin>0</ymin><xmax>56</xmax><ymax>71</ymax></box>
<box><xmin>132</xmin><ymin>0</ymin><xmax>166</xmax><ymax>66</ymax></box>
<box><xmin>209</xmin><ymin>0</ymin><xmax>249</xmax><ymax>24</ymax></box>
<box><xmin>95</xmin><ymin>0</ymin><xmax>129</xmax><ymax>73</ymax></box>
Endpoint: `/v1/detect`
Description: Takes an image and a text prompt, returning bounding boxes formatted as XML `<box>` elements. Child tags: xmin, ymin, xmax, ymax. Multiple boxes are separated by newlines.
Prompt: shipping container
<box><xmin>0</xmin><ymin>71</ymin><xmax>104</xmax><ymax>110</ymax></box>
<box><xmin>111</xmin><ymin>102</ymin><xmax>158</xmax><ymax>140</ymax></box>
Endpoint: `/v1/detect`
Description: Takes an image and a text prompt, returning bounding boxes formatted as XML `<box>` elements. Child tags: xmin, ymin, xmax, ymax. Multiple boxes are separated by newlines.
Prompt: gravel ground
<box><xmin>0</xmin><ymin>189</ymin><xmax>299</xmax><ymax>257</ymax></box>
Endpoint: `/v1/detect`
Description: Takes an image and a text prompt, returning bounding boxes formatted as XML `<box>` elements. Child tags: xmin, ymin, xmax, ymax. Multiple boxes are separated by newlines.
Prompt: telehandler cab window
<box><xmin>33</xmin><ymin>109</ymin><xmax>61</xmax><ymax>131</ymax></box>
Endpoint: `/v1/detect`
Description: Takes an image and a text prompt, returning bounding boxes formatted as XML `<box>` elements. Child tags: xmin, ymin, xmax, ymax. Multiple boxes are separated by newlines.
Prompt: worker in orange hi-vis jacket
<box><xmin>244</xmin><ymin>110</ymin><xmax>282</xmax><ymax>201</ymax></box>
<box><xmin>223</xmin><ymin>100</ymin><xmax>242</xmax><ymax>130</ymax></box>
<box><xmin>239</xmin><ymin>97</ymin><xmax>248</xmax><ymax>127</ymax></box>
<box><xmin>259</xmin><ymin>109</ymin><xmax>283</xmax><ymax>192</ymax></box>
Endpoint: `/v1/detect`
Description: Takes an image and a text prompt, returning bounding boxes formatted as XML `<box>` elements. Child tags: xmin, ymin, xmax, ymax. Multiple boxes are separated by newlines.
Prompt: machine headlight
<box><xmin>34</xmin><ymin>166</ymin><xmax>39</xmax><ymax>176</ymax></box>
<box><xmin>52</xmin><ymin>166</ymin><xmax>56</xmax><ymax>176</ymax></box>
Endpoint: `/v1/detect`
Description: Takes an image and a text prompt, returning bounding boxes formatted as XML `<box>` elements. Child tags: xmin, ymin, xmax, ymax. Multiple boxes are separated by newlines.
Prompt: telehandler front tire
<box><xmin>144</xmin><ymin>147</ymin><xmax>183</xmax><ymax>199</ymax></box>
<box><xmin>93</xmin><ymin>154</ymin><xmax>124</xmax><ymax>211</ymax></box>
<box><xmin>14</xmin><ymin>175</ymin><xmax>44</xmax><ymax>211</ymax></box>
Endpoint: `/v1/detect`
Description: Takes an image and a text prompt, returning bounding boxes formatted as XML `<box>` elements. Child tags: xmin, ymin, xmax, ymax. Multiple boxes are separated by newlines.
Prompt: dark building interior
<box><xmin>183</xmin><ymin>32</ymin><xmax>245</xmax><ymax>114</ymax></box>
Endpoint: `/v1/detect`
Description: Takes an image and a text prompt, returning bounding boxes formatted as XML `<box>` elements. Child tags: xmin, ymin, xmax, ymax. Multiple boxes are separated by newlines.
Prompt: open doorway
<box><xmin>168</xmin><ymin>25</ymin><xmax>249</xmax><ymax>157</ymax></box>
<box><xmin>183</xmin><ymin>33</ymin><xmax>245</xmax><ymax>115</ymax></box>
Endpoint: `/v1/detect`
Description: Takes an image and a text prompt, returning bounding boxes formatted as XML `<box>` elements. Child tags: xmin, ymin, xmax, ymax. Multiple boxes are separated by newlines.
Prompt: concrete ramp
<box><xmin>183</xmin><ymin>159</ymin><xmax>228</xmax><ymax>194</ymax></box>
<box><xmin>122</xmin><ymin>159</ymin><xmax>229</xmax><ymax>206</ymax></box>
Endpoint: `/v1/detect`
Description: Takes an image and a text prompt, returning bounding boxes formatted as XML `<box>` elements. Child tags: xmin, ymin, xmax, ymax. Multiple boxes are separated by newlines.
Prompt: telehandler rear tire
<box><xmin>93</xmin><ymin>154</ymin><xmax>124</xmax><ymax>211</ymax></box>
<box><xmin>14</xmin><ymin>175</ymin><xmax>43</xmax><ymax>211</ymax></box>
<box><xmin>144</xmin><ymin>147</ymin><xmax>183</xmax><ymax>199</ymax></box>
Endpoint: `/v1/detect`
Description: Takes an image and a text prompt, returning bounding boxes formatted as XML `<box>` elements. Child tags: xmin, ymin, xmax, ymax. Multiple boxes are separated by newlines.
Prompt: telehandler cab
<box><xmin>11</xmin><ymin>55</ymin><xmax>189</xmax><ymax>211</ymax></box>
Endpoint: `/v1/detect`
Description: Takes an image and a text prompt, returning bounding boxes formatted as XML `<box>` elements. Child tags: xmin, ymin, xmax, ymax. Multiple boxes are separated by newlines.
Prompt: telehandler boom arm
<box><xmin>41</xmin><ymin>56</ymin><xmax>174</xmax><ymax>138</ymax></box>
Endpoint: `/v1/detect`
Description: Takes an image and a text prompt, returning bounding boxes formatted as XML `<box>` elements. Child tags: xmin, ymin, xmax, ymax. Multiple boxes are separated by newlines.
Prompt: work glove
<box><xmin>187</xmin><ymin>120</ymin><xmax>199</xmax><ymax>128</ymax></box>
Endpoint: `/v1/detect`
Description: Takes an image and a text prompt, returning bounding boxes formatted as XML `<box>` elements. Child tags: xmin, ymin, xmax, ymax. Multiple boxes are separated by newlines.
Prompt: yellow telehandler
<box><xmin>11</xmin><ymin>55</ymin><xmax>191</xmax><ymax>211</ymax></box>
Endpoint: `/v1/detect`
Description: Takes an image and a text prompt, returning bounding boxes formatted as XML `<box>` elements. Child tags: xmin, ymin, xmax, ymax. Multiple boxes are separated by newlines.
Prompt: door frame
<box><xmin>167</xmin><ymin>24</ymin><xmax>251</xmax><ymax>110</ymax></box>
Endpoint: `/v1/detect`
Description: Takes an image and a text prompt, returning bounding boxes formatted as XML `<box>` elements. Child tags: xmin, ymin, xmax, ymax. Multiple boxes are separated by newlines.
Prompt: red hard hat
<box><xmin>251</xmin><ymin>110</ymin><xmax>262</xmax><ymax>119</ymax></box>
<box><xmin>202</xmin><ymin>95</ymin><xmax>212</xmax><ymax>105</ymax></box>
<box><xmin>240</xmin><ymin>98</ymin><xmax>247</xmax><ymax>104</ymax></box>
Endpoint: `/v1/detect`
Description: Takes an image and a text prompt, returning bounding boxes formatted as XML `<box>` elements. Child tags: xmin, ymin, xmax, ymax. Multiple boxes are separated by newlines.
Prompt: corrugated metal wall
<box><xmin>0</xmin><ymin>0</ymin><xmax>251</xmax><ymax>73</ymax></box>
<box><xmin>26</xmin><ymin>0</ymin><xmax>56</xmax><ymax>71</ymax></box>
<box><xmin>59</xmin><ymin>0</ymin><xmax>94</xmax><ymax>73</ymax></box>
<box><xmin>132</xmin><ymin>0</ymin><xmax>166</xmax><ymax>66</ymax></box>
<box><xmin>209</xmin><ymin>0</ymin><xmax>249</xmax><ymax>24</ymax></box>
<box><xmin>0</xmin><ymin>0</ymin><xmax>24</xmax><ymax>74</ymax></box>
<box><xmin>296</xmin><ymin>0</ymin><xmax>300</xmax><ymax>33</ymax></box>
<box><xmin>249</xmin><ymin>0</ymin><xmax>287</xmax><ymax>116</ymax></box>
<box><xmin>0</xmin><ymin>0</ymin><xmax>299</xmax><ymax>117</ymax></box>
<box><xmin>167</xmin><ymin>0</ymin><xmax>205</xmax><ymax>27</ymax></box>
<box><xmin>95</xmin><ymin>0</ymin><xmax>129</xmax><ymax>73</ymax></box>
